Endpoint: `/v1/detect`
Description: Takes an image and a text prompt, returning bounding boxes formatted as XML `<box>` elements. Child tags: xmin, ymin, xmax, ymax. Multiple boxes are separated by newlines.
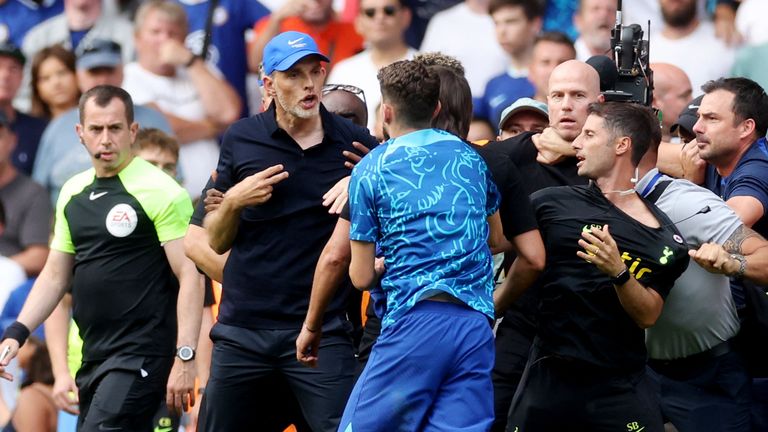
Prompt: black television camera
<box><xmin>600</xmin><ymin>0</ymin><xmax>654</xmax><ymax>106</ymax></box>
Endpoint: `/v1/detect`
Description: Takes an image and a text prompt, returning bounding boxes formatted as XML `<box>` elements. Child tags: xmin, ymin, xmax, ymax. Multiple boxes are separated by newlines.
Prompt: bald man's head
<box><xmin>322</xmin><ymin>87</ymin><xmax>368</xmax><ymax>127</ymax></box>
<box><xmin>547</xmin><ymin>60</ymin><xmax>603</xmax><ymax>141</ymax></box>
<box><xmin>651</xmin><ymin>63</ymin><xmax>692</xmax><ymax>137</ymax></box>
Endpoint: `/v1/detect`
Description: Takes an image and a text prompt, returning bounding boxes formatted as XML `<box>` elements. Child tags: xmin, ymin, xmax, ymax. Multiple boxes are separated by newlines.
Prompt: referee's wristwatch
<box><xmin>176</xmin><ymin>345</ymin><xmax>196</xmax><ymax>362</ymax></box>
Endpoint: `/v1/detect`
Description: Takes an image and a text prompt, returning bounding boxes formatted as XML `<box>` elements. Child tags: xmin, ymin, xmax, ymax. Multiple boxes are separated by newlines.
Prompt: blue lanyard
<box><xmin>640</xmin><ymin>172</ymin><xmax>663</xmax><ymax>197</ymax></box>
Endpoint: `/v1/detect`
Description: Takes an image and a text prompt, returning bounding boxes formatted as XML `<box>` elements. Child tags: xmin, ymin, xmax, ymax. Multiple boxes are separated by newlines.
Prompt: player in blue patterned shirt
<box><xmin>341</xmin><ymin>59</ymin><xmax>501</xmax><ymax>432</ymax></box>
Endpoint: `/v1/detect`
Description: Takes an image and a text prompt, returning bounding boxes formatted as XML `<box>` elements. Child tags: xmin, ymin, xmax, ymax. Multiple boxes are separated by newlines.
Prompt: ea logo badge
<box><xmin>106</xmin><ymin>204</ymin><xmax>137</xmax><ymax>237</ymax></box>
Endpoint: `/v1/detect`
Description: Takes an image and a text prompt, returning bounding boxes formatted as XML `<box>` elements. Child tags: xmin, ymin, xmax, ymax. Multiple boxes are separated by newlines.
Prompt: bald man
<box><xmin>321</xmin><ymin>85</ymin><xmax>368</xmax><ymax>128</ymax></box>
<box><xmin>486</xmin><ymin>59</ymin><xmax>602</xmax><ymax>432</ymax></box>
<box><xmin>652</xmin><ymin>63</ymin><xmax>693</xmax><ymax>142</ymax></box>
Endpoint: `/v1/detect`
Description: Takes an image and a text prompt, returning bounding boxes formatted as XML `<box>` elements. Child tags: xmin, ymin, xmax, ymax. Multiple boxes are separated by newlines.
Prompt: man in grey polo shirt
<box><xmin>635</xmin><ymin>138</ymin><xmax>768</xmax><ymax>432</ymax></box>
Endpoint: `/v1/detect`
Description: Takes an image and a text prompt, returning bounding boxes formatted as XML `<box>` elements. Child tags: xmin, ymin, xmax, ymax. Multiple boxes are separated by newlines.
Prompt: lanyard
<box><xmin>640</xmin><ymin>172</ymin><xmax>663</xmax><ymax>197</ymax></box>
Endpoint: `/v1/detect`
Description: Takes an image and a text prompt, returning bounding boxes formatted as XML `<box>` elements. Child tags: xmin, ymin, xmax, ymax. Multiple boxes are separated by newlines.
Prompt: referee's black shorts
<box><xmin>507</xmin><ymin>354</ymin><xmax>664</xmax><ymax>432</ymax></box>
<box><xmin>76</xmin><ymin>354</ymin><xmax>173</xmax><ymax>432</ymax></box>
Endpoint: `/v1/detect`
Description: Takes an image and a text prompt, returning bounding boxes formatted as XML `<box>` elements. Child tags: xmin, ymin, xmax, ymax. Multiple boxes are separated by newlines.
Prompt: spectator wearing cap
<box><xmin>327</xmin><ymin>0</ymin><xmax>416</xmax><ymax>131</ymax></box>
<box><xmin>497</xmin><ymin>97</ymin><xmax>548</xmax><ymax>140</ymax></box>
<box><xmin>471</xmin><ymin>0</ymin><xmax>542</xmax><ymax>141</ymax></box>
<box><xmin>32</xmin><ymin>38</ymin><xmax>172</xmax><ymax>205</ymax></box>
<box><xmin>671</xmin><ymin>95</ymin><xmax>703</xmax><ymax>144</ymax></box>
<box><xmin>652</xmin><ymin>63</ymin><xmax>693</xmax><ymax>142</ymax></box>
<box><xmin>248</xmin><ymin>0</ymin><xmax>363</xmax><ymax>78</ymax></box>
<box><xmin>123</xmin><ymin>0</ymin><xmax>240</xmax><ymax>199</ymax></box>
<box><xmin>201</xmin><ymin>30</ymin><xmax>378</xmax><ymax>432</ymax></box>
<box><xmin>0</xmin><ymin>42</ymin><xmax>48</xmax><ymax>177</ymax></box>
<box><xmin>572</xmin><ymin>0</ymin><xmax>616</xmax><ymax>61</ymax></box>
<box><xmin>0</xmin><ymin>110</ymin><xmax>52</xmax><ymax>278</ymax></box>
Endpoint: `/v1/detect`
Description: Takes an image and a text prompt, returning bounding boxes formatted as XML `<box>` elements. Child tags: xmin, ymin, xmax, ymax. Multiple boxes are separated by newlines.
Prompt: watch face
<box><xmin>177</xmin><ymin>346</ymin><xmax>194</xmax><ymax>361</ymax></box>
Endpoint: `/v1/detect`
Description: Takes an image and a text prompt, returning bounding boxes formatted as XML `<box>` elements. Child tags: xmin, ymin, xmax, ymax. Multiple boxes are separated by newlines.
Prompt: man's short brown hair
<box><xmin>378</xmin><ymin>60</ymin><xmax>440</xmax><ymax>128</ymax></box>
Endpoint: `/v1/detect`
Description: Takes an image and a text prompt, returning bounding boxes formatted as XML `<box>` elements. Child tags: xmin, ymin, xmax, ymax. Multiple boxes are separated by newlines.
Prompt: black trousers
<box><xmin>76</xmin><ymin>355</ymin><xmax>173</xmax><ymax>431</ymax></box>
<box><xmin>507</xmin><ymin>353</ymin><xmax>664</xmax><ymax>432</ymax></box>
<box><xmin>200</xmin><ymin>320</ymin><xmax>355</xmax><ymax>432</ymax></box>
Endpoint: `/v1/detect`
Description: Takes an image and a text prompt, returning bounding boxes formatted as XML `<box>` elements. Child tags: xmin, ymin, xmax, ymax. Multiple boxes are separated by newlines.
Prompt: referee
<box><xmin>502</xmin><ymin>102</ymin><xmax>690</xmax><ymax>431</ymax></box>
<box><xmin>0</xmin><ymin>85</ymin><xmax>203</xmax><ymax>430</ymax></box>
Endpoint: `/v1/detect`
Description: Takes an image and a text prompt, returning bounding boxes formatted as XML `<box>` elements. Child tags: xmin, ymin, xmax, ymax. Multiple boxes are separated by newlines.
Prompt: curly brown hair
<box><xmin>377</xmin><ymin>60</ymin><xmax>440</xmax><ymax>129</ymax></box>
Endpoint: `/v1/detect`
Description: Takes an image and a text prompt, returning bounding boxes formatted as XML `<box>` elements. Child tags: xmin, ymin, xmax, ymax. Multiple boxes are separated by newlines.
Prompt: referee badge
<box><xmin>673</xmin><ymin>234</ymin><xmax>684</xmax><ymax>244</ymax></box>
<box><xmin>106</xmin><ymin>203</ymin><xmax>138</xmax><ymax>237</ymax></box>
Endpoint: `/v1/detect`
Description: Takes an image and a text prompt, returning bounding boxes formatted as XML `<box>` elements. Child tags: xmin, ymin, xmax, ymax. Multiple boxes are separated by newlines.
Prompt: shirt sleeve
<box><xmin>348</xmin><ymin>156</ymin><xmax>379</xmax><ymax>243</ymax></box>
<box><xmin>189</xmin><ymin>176</ymin><xmax>215</xmax><ymax>227</ymax></box>
<box><xmin>664</xmin><ymin>182</ymin><xmax>741</xmax><ymax>246</ymax></box>
<box><xmin>727</xmin><ymin>160</ymin><xmax>768</xmax><ymax>217</ymax></box>
<box><xmin>50</xmin><ymin>183</ymin><xmax>77</xmax><ymax>254</ymax></box>
<box><xmin>153</xmin><ymin>188</ymin><xmax>194</xmax><ymax>243</ymax></box>
<box><xmin>212</xmin><ymin>129</ymin><xmax>236</xmax><ymax>193</ymax></box>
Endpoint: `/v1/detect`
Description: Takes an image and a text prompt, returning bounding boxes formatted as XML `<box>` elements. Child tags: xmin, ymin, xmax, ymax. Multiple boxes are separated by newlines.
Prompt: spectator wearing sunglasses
<box><xmin>248</xmin><ymin>0</ymin><xmax>363</xmax><ymax>77</ymax></box>
<box><xmin>327</xmin><ymin>0</ymin><xmax>416</xmax><ymax>131</ymax></box>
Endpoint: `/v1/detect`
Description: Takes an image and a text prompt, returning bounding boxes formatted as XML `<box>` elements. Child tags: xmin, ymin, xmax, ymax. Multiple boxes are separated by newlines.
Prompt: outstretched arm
<box><xmin>297</xmin><ymin>218</ymin><xmax>352</xmax><ymax>367</ymax></box>
<box><xmin>164</xmin><ymin>239</ymin><xmax>204</xmax><ymax>414</ymax></box>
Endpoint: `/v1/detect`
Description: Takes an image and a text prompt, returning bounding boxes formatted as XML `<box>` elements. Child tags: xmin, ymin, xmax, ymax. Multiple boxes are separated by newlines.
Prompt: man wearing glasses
<box><xmin>328</xmin><ymin>0</ymin><xmax>417</xmax><ymax>131</ymax></box>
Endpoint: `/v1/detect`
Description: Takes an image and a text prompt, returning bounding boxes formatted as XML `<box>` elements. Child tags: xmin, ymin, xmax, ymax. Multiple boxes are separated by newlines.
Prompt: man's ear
<box><xmin>432</xmin><ymin>100</ymin><xmax>441</xmax><ymax>121</ymax></box>
<box><xmin>597</xmin><ymin>93</ymin><xmax>606</xmax><ymax>103</ymax></box>
<box><xmin>75</xmin><ymin>124</ymin><xmax>84</xmax><ymax>144</ymax></box>
<box><xmin>740</xmin><ymin>118</ymin><xmax>756</xmax><ymax>141</ymax></box>
<box><xmin>615</xmin><ymin>135</ymin><xmax>631</xmax><ymax>156</ymax></box>
<box><xmin>263</xmin><ymin>74</ymin><xmax>276</xmax><ymax>98</ymax></box>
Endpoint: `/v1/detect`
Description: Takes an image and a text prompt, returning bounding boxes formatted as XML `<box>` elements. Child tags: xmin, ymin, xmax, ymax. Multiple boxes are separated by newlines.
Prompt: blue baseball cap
<box><xmin>262</xmin><ymin>31</ymin><xmax>329</xmax><ymax>75</ymax></box>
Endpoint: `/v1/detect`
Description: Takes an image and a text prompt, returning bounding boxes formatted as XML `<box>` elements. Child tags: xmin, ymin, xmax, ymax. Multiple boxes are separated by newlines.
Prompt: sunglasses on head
<box><xmin>322</xmin><ymin>84</ymin><xmax>367</xmax><ymax>105</ymax></box>
<box><xmin>362</xmin><ymin>5</ymin><xmax>398</xmax><ymax>18</ymax></box>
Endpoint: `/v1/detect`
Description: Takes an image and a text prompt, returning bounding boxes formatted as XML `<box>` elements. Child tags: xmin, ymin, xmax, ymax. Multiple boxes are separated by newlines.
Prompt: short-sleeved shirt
<box><xmin>531</xmin><ymin>184</ymin><xmax>689</xmax><ymax>373</ymax></box>
<box><xmin>213</xmin><ymin>103</ymin><xmax>378</xmax><ymax>329</ymax></box>
<box><xmin>0</xmin><ymin>174</ymin><xmax>52</xmax><ymax>256</ymax></box>
<box><xmin>637</xmin><ymin>169</ymin><xmax>741</xmax><ymax>359</ymax></box>
<box><xmin>349</xmin><ymin>128</ymin><xmax>500</xmax><ymax>329</ymax></box>
<box><xmin>474</xmin><ymin>71</ymin><xmax>535</xmax><ymax>126</ymax></box>
<box><xmin>252</xmin><ymin>17</ymin><xmax>363</xmax><ymax>71</ymax></box>
<box><xmin>51</xmin><ymin>157</ymin><xmax>192</xmax><ymax>362</ymax></box>
<box><xmin>705</xmin><ymin>137</ymin><xmax>768</xmax><ymax>238</ymax></box>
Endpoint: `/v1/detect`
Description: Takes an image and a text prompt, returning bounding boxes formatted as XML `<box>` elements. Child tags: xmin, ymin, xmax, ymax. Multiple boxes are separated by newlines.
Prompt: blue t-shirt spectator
<box><xmin>474</xmin><ymin>70</ymin><xmax>535</xmax><ymax>126</ymax></box>
<box><xmin>0</xmin><ymin>278</ymin><xmax>44</xmax><ymax>340</ymax></box>
<box><xmin>349</xmin><ymin>128</ymin><xmax>500</xmax><ymax>329</ymax></box>
<box><xmin>705</xmin><ymin>137</ymin><xmax>768</xmax><ymax>238</ymax></box>
<box><xmin>0</xmin><ymin>0</ymin><xmax>62</xmax><ymax>47</ymax></box>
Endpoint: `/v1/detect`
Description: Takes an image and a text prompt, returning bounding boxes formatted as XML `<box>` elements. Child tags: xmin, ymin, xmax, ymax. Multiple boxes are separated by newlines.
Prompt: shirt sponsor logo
<box><xmin>105</xmin><ymin>204</ymin><xmax>138</xmax><ymax>238</ymax></box>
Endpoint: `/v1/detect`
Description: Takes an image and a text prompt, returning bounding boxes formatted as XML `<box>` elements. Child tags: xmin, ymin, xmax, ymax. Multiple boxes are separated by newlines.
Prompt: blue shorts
<box><xmin>339</xmin><ymin>300</ymin><xmax>494</xmax><ymax>432</ymax></box>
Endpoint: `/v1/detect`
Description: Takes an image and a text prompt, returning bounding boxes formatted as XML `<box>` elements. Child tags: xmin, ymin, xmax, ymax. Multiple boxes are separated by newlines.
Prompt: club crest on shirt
<box><xmin>105</xmin><ymin>204</ymin><xmax>137</xmax><ymax>238</ymax></box>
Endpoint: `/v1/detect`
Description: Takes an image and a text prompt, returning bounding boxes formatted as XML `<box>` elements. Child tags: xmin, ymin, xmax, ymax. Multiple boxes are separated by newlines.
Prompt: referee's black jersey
<box><xmin>531</xmin><ymin>183</ymin><xmax>689</xmax><ymax>372</ymax></box>
<box><xmin>51</xmin><ymin>158</ymin><xmax>193</xmax><ymax>362</ymax></box>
